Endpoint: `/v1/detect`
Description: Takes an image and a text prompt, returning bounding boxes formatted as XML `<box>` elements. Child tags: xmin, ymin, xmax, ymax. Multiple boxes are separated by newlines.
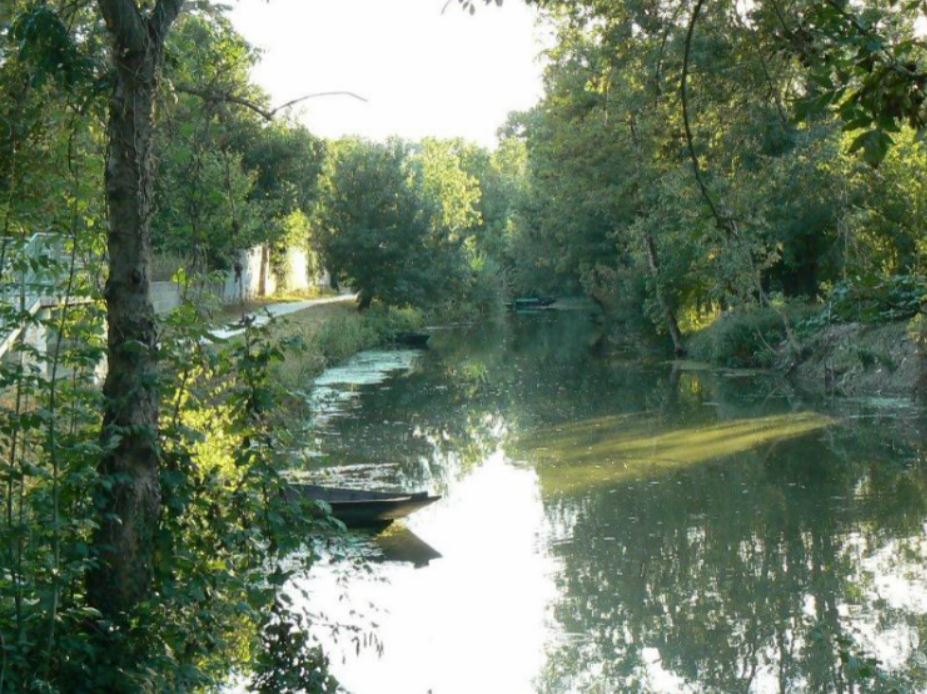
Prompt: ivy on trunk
<box><xmin>87</xmin><ymin>0</ymin><xmax>184</xmax><ymax>619</ymax></box>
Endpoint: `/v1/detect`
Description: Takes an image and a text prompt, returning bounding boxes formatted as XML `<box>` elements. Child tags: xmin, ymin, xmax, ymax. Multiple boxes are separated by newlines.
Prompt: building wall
<box><xmin>153</xmin><ymin>245</ymin><xmax>329</xmax><ymax>316</ymax></box>
<box><xmin>151</xmin><ymin>281</ymin><xmax>182</xmax><ymax>315</ymax></box>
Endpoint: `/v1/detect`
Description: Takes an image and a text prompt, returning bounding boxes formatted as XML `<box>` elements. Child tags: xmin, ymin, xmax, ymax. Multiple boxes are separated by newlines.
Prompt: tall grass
<box><xmin>269</xmin><ymin>303</ymin><xmax>424</xmax><ymax>386</ymax></box>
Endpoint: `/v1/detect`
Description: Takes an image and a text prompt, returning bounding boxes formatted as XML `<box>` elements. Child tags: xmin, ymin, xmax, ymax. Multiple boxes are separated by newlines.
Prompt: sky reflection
<box><xmin>285</xmin><ymin>314</ymin><xmax>927</xmax><ymax>693</ymax></box>
<box><xmin>294</xmin><ymin>452</ymin><xmax>558</xmax><ymax>694</ymax></box>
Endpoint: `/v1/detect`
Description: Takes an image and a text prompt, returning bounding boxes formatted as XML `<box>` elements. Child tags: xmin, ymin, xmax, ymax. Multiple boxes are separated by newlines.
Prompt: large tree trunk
<box><xmin>644</xmin><ymin>232</ymin><xmax>687</xmax><ymax>357</ymax></box>
<box><xmin>88</xmin><ymin>0</ymin><xmax>183</xmax><ymax>618</ymax></box>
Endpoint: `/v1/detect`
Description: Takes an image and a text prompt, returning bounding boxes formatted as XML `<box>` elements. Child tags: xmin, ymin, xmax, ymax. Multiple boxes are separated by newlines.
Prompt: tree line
<box><xmin>502</xmin><ymin>0</ymin><xmax>927</xmax><ymax>358</ymax></box>
<box><xmin>0</xmin><ymin>2</ymin><xmax>523</xmax><ymax>689</ymax></box>
<box><xmin>1</xmin><ymin>0</ymin><xmax>926</xmax><ymax>690</ymax></box>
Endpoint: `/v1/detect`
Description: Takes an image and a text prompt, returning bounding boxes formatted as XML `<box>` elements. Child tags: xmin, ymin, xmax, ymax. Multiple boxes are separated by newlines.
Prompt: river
<box><xmin>287</xmin><ymin>309</ymin><xmax>927</xmax><ymax>693</ymax></box>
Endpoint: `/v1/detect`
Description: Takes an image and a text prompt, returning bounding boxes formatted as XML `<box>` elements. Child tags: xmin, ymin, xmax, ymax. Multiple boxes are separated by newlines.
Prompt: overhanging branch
<box><xmin>680</xmin><ymin>0</ymin><xmax>729</xmax><ymax>238</ymax></box>
<box><xmin>174</xmin><ymin>85</ymin><xmax>369</xmax><ymax>121</ymax></box>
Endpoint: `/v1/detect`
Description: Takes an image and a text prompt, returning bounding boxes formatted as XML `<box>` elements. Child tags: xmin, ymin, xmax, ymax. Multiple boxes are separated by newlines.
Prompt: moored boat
<box><xmin>507</xmin><ymin>296</ymin><xmax>557</xmax><ymax>311</ymax></box>
<box><xmin>286</xmin><ymin>484</ymin><xmax>440</xmax><ymax>527</ymax></box>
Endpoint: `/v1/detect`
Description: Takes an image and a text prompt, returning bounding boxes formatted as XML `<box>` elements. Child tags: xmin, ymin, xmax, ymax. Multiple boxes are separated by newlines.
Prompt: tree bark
<box><xmin>644</xmin><ymin>232</ymin><xmax>687</xmax><ymax>357</ymax></box>
<box><xmin>88</xmin><ymin>0</ymin><xmax>183</xmax><ymax>618</ymax></box>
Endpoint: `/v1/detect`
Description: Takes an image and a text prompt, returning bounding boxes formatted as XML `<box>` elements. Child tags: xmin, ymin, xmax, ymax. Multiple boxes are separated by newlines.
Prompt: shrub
<box><xmin>364</xmin><ymin>304</ymin><xmax>425</xmax><ymax>339</ymax></box>
<box><xmin>818</xmin><ymin>275</ymin><xmax>925</xmax><ymax>325</ymax></box>
<box><xmin>689</xmin><ymin>306</ymin><xmax>800</xmax><ymax>368</ymax></box>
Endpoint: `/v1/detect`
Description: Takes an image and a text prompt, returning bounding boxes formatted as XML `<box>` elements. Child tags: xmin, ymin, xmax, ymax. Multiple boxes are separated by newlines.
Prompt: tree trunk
<box><xmin>644</xmin><ymin>232</ymin><xmax>687</xmax><ymax>357</ymax></box>
<box><xmin>88</xmin><ymin>0</ymin><xmax>183</xmax><ymax>619</ymax></box>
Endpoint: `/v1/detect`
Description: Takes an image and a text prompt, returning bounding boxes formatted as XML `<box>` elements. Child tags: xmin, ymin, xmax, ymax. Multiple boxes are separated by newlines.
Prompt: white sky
<box><xmin>228</xmin><ymin>0</ymin><xmax>549</xmax><ymax>148</ymax></box>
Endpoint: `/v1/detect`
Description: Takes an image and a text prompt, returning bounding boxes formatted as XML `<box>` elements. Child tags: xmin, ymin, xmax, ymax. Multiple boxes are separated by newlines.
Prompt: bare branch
<box><xmin>271</xmin><ymin>91</ymin><xmax>368</xmax><ymax>115</ymax></box>
<box><xmin>174</xmin><ymin>85</ymin><xmax>368</xmax><ymax>121</ymax></box>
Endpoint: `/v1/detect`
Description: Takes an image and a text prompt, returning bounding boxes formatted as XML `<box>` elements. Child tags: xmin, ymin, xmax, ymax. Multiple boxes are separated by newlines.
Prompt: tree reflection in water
<box><xmin>297</xmin><ymin>311</ymin><xmax>927</xmax><ymax>693</ymax></box>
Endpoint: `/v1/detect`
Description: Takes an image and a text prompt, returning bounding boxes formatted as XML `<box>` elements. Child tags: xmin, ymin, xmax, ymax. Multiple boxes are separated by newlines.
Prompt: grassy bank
<box><xmin>264</xmin><ymin>301</ymin><xmax>424</xmax><ymax>388</ymax></box>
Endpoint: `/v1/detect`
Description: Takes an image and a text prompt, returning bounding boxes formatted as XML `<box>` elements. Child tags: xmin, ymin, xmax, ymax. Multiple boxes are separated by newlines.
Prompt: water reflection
<box><xmin>517</xmin><ymin>412</ymin><xmax>834</xmax><ymax>494</ymax></box>
<box><xmin>294</xmin><ymin>453</ymin><xmax>557</xmax><ymax>694</ymax></box>
<box><xmin>293</xmin><ymin>312</ymin><xmax>927</xmax><ymax>693</ymax></box>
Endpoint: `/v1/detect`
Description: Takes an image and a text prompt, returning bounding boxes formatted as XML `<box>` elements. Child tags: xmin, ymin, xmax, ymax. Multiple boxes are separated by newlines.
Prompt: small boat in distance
<box><xmin>286</xmin><ymin>484</ymin><xmax>441</xmax><ymax>527</ymax></box>
<box><xmin>507</xmin><ymin>296</ymin><xmax>557</xmax><ymax>311</ymax></box>
<box><xmin>393</xmin><ymin>331</ymin><xmax>431</xmax><ymax>348</ymax></box>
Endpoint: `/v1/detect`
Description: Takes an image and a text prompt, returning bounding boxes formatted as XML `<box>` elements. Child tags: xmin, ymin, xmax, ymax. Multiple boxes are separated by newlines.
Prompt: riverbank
<box><xmin>262</xmin><ymin>301</ymin><xmax>424</xmax><ymax>389</ymax></box>
<box><xmin>687</xmin><ymin>308</ymin><xmax>926</xmax><ymax>399</ymax></box>
<box><xmin>787</xmin><ymin>319</ymin><xmax>925</xmax><ymax>397</ymax></box>
<box><xmin>211</xmin><ymin>293</ymin><xmax>357</xmax><ymax>340</ymax></box>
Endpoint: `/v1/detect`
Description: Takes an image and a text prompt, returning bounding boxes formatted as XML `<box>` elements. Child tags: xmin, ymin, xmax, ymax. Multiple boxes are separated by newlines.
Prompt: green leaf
<box><xmin>847</xmin><ymin>128</ymin><xmax>893</xmax><ymax>166</ymax></box>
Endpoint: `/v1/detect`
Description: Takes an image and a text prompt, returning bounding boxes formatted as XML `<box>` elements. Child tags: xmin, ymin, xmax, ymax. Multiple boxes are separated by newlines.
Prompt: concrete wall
<box><xmin>151</xmin><ymin>281</ymin><xmax>182</xmax><ymax>315</ymax></box>
<box><xmin>279</xmin><ymin>248</ymin><xmax>309</xmax><ymax>292</ymax></box>
<box><xmin>153</xmin><ymin>245</ymin><xmax>330</xmax><ymax>316</ymax></box>
<box><xmin>221</xmin><ymin>245</ymin><xmax>265</xmax><ymax>304</ymax></box>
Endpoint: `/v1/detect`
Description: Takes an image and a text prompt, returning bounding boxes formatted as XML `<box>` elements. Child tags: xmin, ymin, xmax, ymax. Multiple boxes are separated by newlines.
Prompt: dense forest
<box><xmin>511</xmin><ymin>0</ymin><xmax>927</xmax><ymax>368</ymax></box>
<box><xmin>0</xmin><ymin>0</ymin><xmax>925</xmax><ymax>690</ymax></box>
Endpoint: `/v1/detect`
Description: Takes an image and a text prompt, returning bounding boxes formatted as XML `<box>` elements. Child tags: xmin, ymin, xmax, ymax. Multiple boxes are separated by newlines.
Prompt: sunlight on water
<box><xmin>293</xmin><ymin>452</ymin><xmax>559</xmax><ymax>694</ymax></box>
<box><xmin>514</xmin><ymin>412</ymin><xmax>835</xmax><ymax>494</ymax></box>
<box><xmin>279</xmin><ymin>314</ymin><xmax>927</xmax><ymax>693</ymax></box>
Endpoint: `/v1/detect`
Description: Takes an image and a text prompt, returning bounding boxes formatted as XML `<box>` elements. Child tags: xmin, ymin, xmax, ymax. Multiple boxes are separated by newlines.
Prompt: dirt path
<box><xmin>210</xmin><ymin>293</ymin><xmax>357</xmax><ymax>340</ymax></box>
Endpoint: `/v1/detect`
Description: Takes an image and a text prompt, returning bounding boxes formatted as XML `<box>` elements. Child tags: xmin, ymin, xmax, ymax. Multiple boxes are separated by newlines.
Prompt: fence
<box><xmin>0</xmin><ymin>233</ymin><xmax>70</xmax><ymax>359</ymax></box>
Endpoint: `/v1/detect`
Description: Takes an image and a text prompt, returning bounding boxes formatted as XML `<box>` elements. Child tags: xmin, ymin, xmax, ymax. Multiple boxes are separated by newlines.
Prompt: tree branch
<box><xmin>680</xmin><ymin>0</ymin><xmax>729</xmax><ymax>237</ymax></box>
<box><xmin>149</xmin><ymin>0</ymin><xmax>185</xmax><ymax>41</ymax></box>
<box><xmin>173</xmin><ymin>85</ymin><xmax>368</xmax><ymax>121</ymax></box>
<box><xmin>96</xmin><ymin>0</ymin><xmax>146</xmax><ymax>50</ymax></box>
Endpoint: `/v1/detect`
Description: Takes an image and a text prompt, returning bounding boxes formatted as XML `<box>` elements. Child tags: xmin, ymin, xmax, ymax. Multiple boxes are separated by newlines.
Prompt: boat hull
<box><xmin>286</xmin><ymin>484</ymin><xmax>440</xmax><ymax>527</ymax></box>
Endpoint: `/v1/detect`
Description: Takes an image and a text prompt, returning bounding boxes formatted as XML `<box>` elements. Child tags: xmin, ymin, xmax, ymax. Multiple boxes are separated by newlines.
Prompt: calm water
<box><xmin>291</xmin><ymin>311</ymin><xmax>927</xmax><ymax>694</ymax></box>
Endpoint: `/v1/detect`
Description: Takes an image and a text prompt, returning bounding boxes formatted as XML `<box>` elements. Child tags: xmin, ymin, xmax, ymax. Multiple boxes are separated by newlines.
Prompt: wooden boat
<box><xmin>508</xmin><ymin>296</ymin><xmax>557</xmax><ymax>311</ymax></box>
<box><xmin>286</xmin><ymin>484</ymin><xmax>440</xmax><ymax>527</ymax></box>
<box><xmin>393</xmin><ymin>331</ymin><xmax>431</xmax><ymax>348</ymax></box>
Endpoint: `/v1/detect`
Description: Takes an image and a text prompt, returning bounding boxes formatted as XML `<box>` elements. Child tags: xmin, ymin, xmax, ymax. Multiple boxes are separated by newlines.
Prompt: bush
<box><xmin>817</xmin><ymin>275</ymin><xmax>925</xmax><ymax>325</ymax></box>
<box><xmin>364</xmin><ymin>303</ymin><xmax>425</xmax><ymax>339</ymax></box>
<box><xmin>689</xmin><ymin>306</ymin><xmax>798</xmax><ymax>368</ymax></box>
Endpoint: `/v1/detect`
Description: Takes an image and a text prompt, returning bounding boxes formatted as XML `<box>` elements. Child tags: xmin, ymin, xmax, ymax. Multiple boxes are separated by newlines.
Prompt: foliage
<box><xmin>250</xmin><ymin>601</ymin><xmax>339</xmax><ymax>694</ymax></box>
<box><xmin>315</xmin><ymin>138</ymin><xmax>472</xmax><ymax>310</ymax></box>
<box><xmin>816</xmin><ymin>275</ymin><xmax>926</xmax><ymax>326</ymax></box>
<box><xmin>0</xmin><ymin>4</ymin><xmax>343</xmax><ymax>689</ymax></box>
<box><xmin>492</xmin><ymin>0</ymin><xmax>927</xmax><ymax>361</ymax></box>
<box><xmin>0</xmin><ymin>282</ymin><xmax>344</xmax><ymax>690</ymax></box>
<box><xmin>689</xmin><ymin>304</ymin><xmax>816</xmax><ymax>368</ymax></box>
<box><xmin>152</xmin><ymin>13</ymin><xmax>326</xmax><ymax>278</ymax></box>
<box><xmin>779</xmin><ymin>0</ymin><xmax>927</xmax><ymax>166</ymax></box>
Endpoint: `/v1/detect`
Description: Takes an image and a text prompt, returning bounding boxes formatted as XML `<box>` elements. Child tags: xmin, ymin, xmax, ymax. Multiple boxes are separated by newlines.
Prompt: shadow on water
<box><xmin>369</xmin><ymin>525</ymin><xmax>442</xmax><ymax>568</ymax></box>
<box><xmin>291</xmin><ymin>309</ymin><xmax>927</xmax><ymax>693</ymax></box>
